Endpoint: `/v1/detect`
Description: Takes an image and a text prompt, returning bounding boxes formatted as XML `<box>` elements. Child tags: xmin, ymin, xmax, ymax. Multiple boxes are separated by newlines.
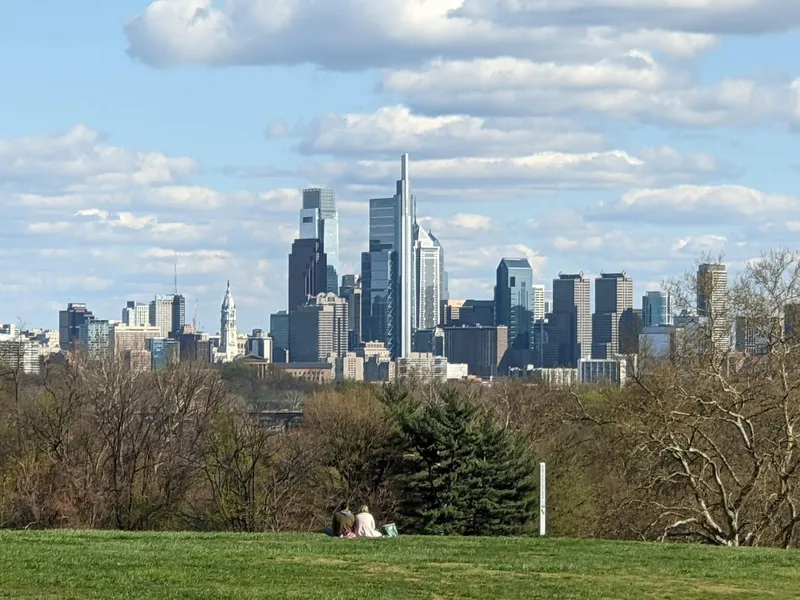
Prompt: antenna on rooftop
<box><xmin>174</xmin><ymin>258</ymin><xmax>178</xmax><ymax>295</ymax></box>
<box><xmin>193</xmin><ymin>298</ymin><xmax>198</xmax><ymax>332</ymax></box>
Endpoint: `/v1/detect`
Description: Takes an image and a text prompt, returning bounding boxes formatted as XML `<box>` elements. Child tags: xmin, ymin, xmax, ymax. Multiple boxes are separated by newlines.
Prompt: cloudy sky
<box><xmin>3</xmin><ymin>1</ymin><xmax>800</xmax><ymax>332</ymax></box>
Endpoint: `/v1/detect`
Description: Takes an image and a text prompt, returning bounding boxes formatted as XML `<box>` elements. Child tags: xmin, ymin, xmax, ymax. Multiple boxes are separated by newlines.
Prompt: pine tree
<box><xmin>391</xmin><ymin>389</ymin><xmax>536</xmax><ymax>535</ymax></box>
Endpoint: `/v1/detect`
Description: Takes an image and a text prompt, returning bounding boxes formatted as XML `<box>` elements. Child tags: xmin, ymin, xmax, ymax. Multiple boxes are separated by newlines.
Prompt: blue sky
<box><xmin>2</xmin><ymin>0</ymin><xmax>800</xmax><ymax>332</ymax></box>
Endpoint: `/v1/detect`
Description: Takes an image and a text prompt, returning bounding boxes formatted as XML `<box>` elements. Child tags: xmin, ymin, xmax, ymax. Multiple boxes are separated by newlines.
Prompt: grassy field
<box><xmin>1</xmin><ymin>531</ymin><xmax>799</xmax><ymax>599</ymax></box>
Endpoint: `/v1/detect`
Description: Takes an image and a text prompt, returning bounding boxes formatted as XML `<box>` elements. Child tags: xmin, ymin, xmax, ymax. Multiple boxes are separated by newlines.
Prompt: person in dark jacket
<box><xmin>332</xmin><ymin>504</ymin><xmax>355</xmax><ymax>537</ymax></box>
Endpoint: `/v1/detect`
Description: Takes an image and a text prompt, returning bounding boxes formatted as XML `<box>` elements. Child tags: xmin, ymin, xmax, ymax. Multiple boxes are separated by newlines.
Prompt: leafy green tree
<box><xmin>390</xmin><ymin>388</ymin><xmax>536</xmax><ymax>535</ymax></box>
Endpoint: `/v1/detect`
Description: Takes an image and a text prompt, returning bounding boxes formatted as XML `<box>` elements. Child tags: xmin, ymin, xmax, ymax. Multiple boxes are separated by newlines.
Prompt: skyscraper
<box><xmin>643</xmin><ymin>291</ymin><xmax>673</xmax><ymax>327</ymax></box>
<box><xmin>416</xmin><ymin>224</ymin><xmax>442</xmax><ymax>330</ymax></box>
<box><xmin>149</xmin><ymin>296</ymin><xmax>174</xmax><ymax>338</ymax></box>
<box><xmin>269</xmin><ymin>311</ymin><xmax>290</xmax><ymax>362</ymax></box>
<box><xmin>361</xmin><ymin>154</ymin><xmax>416</xmax><ymax>358</ymax></box>
<box><xmin>697</xmin><ymin>263</ymin><xmax>729</xmax><ymax>352</ymax></box>
<box><xmin>59</xmin><ymin>303</ymin><xmax>93</xmax><ymax>350</ymax></box>
<box><xmin>533</xmin><ymin>284</ymin><xmax>546</xmax><ymax>321</ymax></box>
<box><xmin>592</xmin><ymin>272</ymin><xmax>634</xmax><ymax>359</ymax></box>
<box><xmin>398</xmin><ymin>154</ymin><xmax>415</xmax><ymax>358</ymax></box>
<box><xmin>303</xmin><ymin>188</ymin><xmax>339</xmax><ymax>294</ymax></box>
<box><xmin>171</xmin><ymin>294</ymin><xmax>185</xmax><ymax>338</ymax></box>
<box><xmin>219</xmin><ymin>280</ymin><xmax>238</xmax><ymax>362</ymax></box>
<box><xmin>122</xmin><ymin>301</ymin><xmax>149</xmax><ymax>327</ymax></box>
<box><xmin>494</xmin><ymin>258</ymin><xmax>534</xmax><ymax>353</ymax></box>
<box><xmin>288</xmin><ymin>238</ymin><xmax>328</xmax><ymax>312</ymax></box>
<box><xmin>547</xmin><ymin>273</ymin><xmax>592</xmax><ymax>367</ymax></box>
<box><xmin>289</xmin><ymin>293</ymin><xmax>349</xmax><ymax>363</ymax></box>
<box><xmin>340</xmin><ymin>274</ymin><xmax>363</xmax><ymax>349</ymax></box>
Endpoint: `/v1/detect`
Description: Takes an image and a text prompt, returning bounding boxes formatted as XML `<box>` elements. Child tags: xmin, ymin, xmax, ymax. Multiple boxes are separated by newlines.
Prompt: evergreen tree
<box><xmin>391</xmin><ymin>389</ymin><xmax>537</xmax><ymax>535</ymax></box>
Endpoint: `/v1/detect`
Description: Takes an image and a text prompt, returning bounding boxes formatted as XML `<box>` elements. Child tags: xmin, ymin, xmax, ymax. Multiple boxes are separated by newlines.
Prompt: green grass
<box><xmin>1</xmin><ymin>531</ymin><xmax>799</xmax><ymax>599</ymax></box>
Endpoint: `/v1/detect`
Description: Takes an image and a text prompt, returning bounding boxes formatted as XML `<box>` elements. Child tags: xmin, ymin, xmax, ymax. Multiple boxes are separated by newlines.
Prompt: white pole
<box><xmin>539</xmin><ymin>462</ymin><xmax>546</xmax><ymax>536</ymax></box>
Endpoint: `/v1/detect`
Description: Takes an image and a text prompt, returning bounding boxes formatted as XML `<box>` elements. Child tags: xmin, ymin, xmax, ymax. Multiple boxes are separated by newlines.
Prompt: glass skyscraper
<box><xmin>643</xmin><ymin>291</ymin><xmax>673</xmax><ymax>327</ymax></box>
<box><xmin>303</xmin><ymin>188</ymin><xmax>339</xmax><ymax>294</ymax></box>
<box><xmin>494</xmin><ymin>258</ymin><xmax>534</xmax><ymax>352</ymax></box>
<box><xmin>416</xmin><ymin>224</ymin><xmax>442</xmax><ymax>330</ymax></box>
<box><xmin>360</xmin><ymin>155</ymin><xmax>416</xmax><ymax>359</ymax></box>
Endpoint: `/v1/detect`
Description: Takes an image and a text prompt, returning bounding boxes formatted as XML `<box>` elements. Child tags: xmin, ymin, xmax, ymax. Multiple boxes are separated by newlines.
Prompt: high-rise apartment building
<box><xmin>219</xmin><ymin>281</ymin><xmax>238</xmax><ymax>362</ymax></box>
<box><xmin>643</xmin><ymin>291</ymin><xmax>673</xmax><ymax>327</ymax></box>
<box><xmin>547</xmin><ymin>273</ymin><xmax>592</xmax><ymax>367</ymax></box>
<box><xmin>79</xmin><ymin>319</ymin><xmax>111</xmax><ymax>360</ymax></box>
<box><xmin>289</xmin><ymin>293</ymin><xmax>349</xmax><ymax>363</ymax></box>
<box><xmin>416</xmin><ymin>224</ymin><xmax>442</xmax><ymax>330</ymax></box>
<box><xmin>288</xmin><ymin>238</ymin><xmax>328</xmax><ymax>312</ymax></box>
<box><xmin>592</xmin><ymin>272</ymin><xmax>634</xmax><ymax>359</ymax></box>
<box><xmin>122</xmin><ymin>301</ymin><xmax>149</xmax><ymax>327</ymax></box>
<box><xmin>494</xmin><ymin>258</ymin><xmax>534</xmax><ymax>353</ymax></box>
<box><xmin>340</xmin><ymin>274</ymin><xmax>363</xmax><ymax>349</ymax></box>
<box><xmin>697</xmin><ymin>263</ymin><xmax>729</xmax><ymax>352</ymax></box>
<box><xmin>269</xmin><ymin>311</ymin><xmax>290</xmax><ymax>363</ymax></box>
<box><xmin>59</xmin><ymin>303</ymin><xmax>93</xmax><ymax>350</ymax></box>
<box><xmin>303</xmin><ymin>188</ymin><xmax>339</xmax><ymax>294</ymax></box>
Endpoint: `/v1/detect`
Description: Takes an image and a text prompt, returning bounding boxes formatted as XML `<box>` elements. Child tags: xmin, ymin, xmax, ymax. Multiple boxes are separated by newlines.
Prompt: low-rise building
<box><xmin>578</xmin><ymin>358</ymin><xmax>628</xmax><ymax>386</ymax></box>
<box><xmin>272</xmin><ymin>362</ymin><xmax>335</xmax><ymax>384</ymax></box>
<box><xmin>529</xmin><ymin>368</ymin><xmax>579</xmax><ymax>388</ymax></box>
<box><xmin>397</xmin><ymin>352</ymin><xmax>448</xmax><ymax>382</ymax></box>
<box><xmin>334</xmin><ymin>352</ymin><xmax>364</xmax><ymax>382</ymax></box>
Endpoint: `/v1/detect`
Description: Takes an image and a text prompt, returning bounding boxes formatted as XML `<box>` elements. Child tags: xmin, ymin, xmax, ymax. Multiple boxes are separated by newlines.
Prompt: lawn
<box><xmin>0</xmin><ymin>531</ymin><xmax>798</xmax><ymax>599</ymax></box>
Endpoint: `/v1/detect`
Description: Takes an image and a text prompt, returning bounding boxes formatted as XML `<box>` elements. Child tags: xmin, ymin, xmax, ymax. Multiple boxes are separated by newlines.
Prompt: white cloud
<box><xmin>124</xmin><ymin>0</ymin><xmax>719</xmax><ymax>69</ymax></box>
<box><xmin>291</xmin><ymin>105</ymin><xmax>607</xmax><ymax>157</ymax></box>
<box><xmin>593</xmin><ymin>185</ymin><xmax>800</xmax><ymax>224</ymax></box>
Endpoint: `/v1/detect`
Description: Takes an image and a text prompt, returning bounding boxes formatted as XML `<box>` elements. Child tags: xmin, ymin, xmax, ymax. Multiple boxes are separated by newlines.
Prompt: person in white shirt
<box><xmin>354</xmin><ymin>505</ymin><xmax>383</xmax><ymax>538</ymax></box>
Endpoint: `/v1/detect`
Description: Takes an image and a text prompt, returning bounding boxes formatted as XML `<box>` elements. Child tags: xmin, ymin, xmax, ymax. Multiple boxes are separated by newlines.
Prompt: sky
<box><xmin>3</xmin><ymin>0</ymin><xmax>800</xmax><ymax>333</ymax></box>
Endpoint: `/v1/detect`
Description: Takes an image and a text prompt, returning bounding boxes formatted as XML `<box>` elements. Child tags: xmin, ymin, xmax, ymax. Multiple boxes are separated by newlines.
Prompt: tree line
<box><xmin>2</xmin><ymin>250</ymin><xmax>800</xmax><ymax>547</ymax></box>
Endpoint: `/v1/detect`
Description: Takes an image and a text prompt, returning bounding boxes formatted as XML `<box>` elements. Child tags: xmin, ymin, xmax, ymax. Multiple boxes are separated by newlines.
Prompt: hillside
<box><xmin>1</xmin><ymin>532</ymin><xmax>798</xmax><ymax>599</ymax></box>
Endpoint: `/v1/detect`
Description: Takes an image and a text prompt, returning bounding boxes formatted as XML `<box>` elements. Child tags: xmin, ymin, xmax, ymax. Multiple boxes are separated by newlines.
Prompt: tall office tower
<box><xmin>246</xmin><ymin>329</ymin><xmax>273</xmax><ymax>360</ymax></box>
<box><xmin>269</xmin><ymin>311</ymin><xmax>290</xmax><ymax>362</ymax></box>
<box><xmin>122</xmin><ymin>301</ymin><xmax>149</xmax><ymax>327</ymax></box>
<box><xmin>533</xmin><ymin>284</ymin><xmax>546</xmax><ymax>321</ymax></box>
<box><xmin>149</xmin><ymin>296</ymin><xmax>174</xmax><ymax>338</ymax></box>
<box><xmin>494</xmin><ymin>258</ymin><xmax>534</xmax><ymax>353</ymax></box>
<box><xmin>398</xmin><ymin>154</ymin><xmax>415</xmax><ymax>358</ymax></box>
<box><xmin>219</xmin><ymin>281</ymin><xmax>238</xmax><ymax>362</ymax></box>
<box><xmin>361</xmin><ymin>155</ymin><xmax>416</xmax><ymax>358</ymax></box>
<box><xmin>289</xmin><ymin>293</ymin><xmax>349</xmax><ymax>363</ymax></box>
<box><xmin>288</xmin><ymin>238</ymin><xmax>328</xmax><ymax>312</ymax></box>
<box><xmin>340</xmin><ymin>274</ymin><xmax>363</xmax><ymax>349</ymax></box>
<box><xmin>416</xmin><ymin>224</ymin><xmax>442</xmax><ymax>330</ymax></box>
<box><xmin>548</xmin><ymin>273</ymin><xmax>592</xmax><ymax>367</ymax></box>
<box><xmin>643</xmin><ymin>291</ymin><xmax>673</xmax><ymax>327</ymax></box>
<box><xmin>79</xmin><ymin>319</ymin><xmax>111</xmax><ymax>360</ymax></box>
<box><xmin>303</xmin><ymin>188</ymin><xmax>339</xmax><ymax>294</ymax></box>
<box><xmin>697</xmin><ymin>263</ymin><xmax>729</xmax><ymax>351</ymax></box>
<box><xmin>443</xmin><ymin>325</ymin><xmax>509</xmax><ymax>379</ymax></box>
<box><xmin>592</xmin><ymin>272</ymin><xmax>634</xmax><ymax>359</ymax></box>
<box><xmin>171</xmin><ymin>295</ymin><xmax>185</xmax><ymax>338</ymax></box>
<box><xmin>59</xmin><ymin>303</ymin><xmax>94</xmax><ymax>350</ymax></box>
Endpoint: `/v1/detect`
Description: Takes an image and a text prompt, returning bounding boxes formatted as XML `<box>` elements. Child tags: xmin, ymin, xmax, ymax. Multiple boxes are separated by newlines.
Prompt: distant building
<box><xmin>246</xmin><ymin>329</ymin><xmax>273</xmax><ymax>360</ymax></box>
<box><xmin>578</xmin><ymin>358</ymin><xmax>629</xmax><ymax>386</ymax></box>
<box><xmin>219</xmin><ymin>281</ymin><xmax>239</xmax><ymax>362</ymax></box>
<box><xmin>149</xmin><ymin>338</ymin><xmax>180</xmax><ymax>371</ymax></box>
<box><xmin>178</xmin><ymin>332</ymin><xmax>213</xmax><ymax>364</ymax></box>
<box><xmin>443</xmin><ymin>325</ymin><xmax>509</xmax><ymax>379</ymax></box>
<box><xmin>288</xmin><ymin>238</ymin><xmax>328</xmax><ymax>312</ymax></box>
<box><xmin>122</xmin><ymin>301</ymin><xmax>149</xmax><ymax>327</ymax></box>
<box><xmin>0</xmin><ymin>335</ymin><xmax>42</xmax><ymax>374</ymax></box>
<box><xmin>412</xmin><ymin>327</ymin><xmax>444</xmax><ymax>355</ymax></box>
<box><xmin>446</xmin><ymin>363</ymin><xmax>469</xmax><ymax>380</ymax></box>
<box><xmin>592</xmin><ymin>272</ymin><xmax>633</xmax><ymax>359</ymax></box>
<box><xmin>149</xmin><ymin>296</ymin><xmax>175</xmax><ymax>338</ymax></box>
<box><xmin>643</xmin><ymin>291</ymin><xmax>673</xmax><ymax>327</ymax></box>
<box><xmin>495</xmin><ymin>258</ymin><xmax>534</xmax><ymax>356</ymax></box>
<box><xmin>356</xmin><ymin>342</ymin><xmax>395</xmax><ymax>382</ymax></box>
<box><xmin>340</xmin><ymin>275</ymin><xmax>363</xmax><ymax>350</ymax></box>
<box><xmin>335</xmin><ymin>352</ymin><xmax>365</xmax><ymax>382</ymax></box>
<box><xmin>547</xmin><ymin>273</ymin><xmax>591</xmax><ymax>367</ymax></box>
<box><xmin>529</xmin><ymin>368</ymin><xmax>578</xmax><ymax>388</ymax></box>
<box><xmin>532</xmin><ymin>284</ymin><xmax>546</xmax><ymax>321</ymax></box>
<box><xmin>272</xmin><ymin>362</ymin><xmax>335</xmax><ymax>384</ymax></box>
<box><xmin>269</xmin><ymin>311</ymin><xmax>290</xmax><ymax>363</ymax></box>
<box><xmin>396</xmin><ymin>352</ymin><xmax>448</xmax><ymax>382</ymax></box>
<box><xmin>697</xmin><ymin>263</ymin><xmax>729</xmax><ymax>352</ymax></box>
<box><xmin>416</xmin><ymin>224</ymin><xmax>443</xmax><ymax>330</ymax></box>
<box><xmin>289</xmin><ymin>293</ymin><xmax>349</xmax><ymax>363</ymax></box>
<box><xmin>79</xmin><ymin>319</ymin><xmax>111</xmax><ymax>360</ymax></box>
<box><xmin>110</xmin><ymin>323</ymin><xmax>161</xmax><ymax>356</ymax></box>
<box><xmin>303</xmin><ymin>188</ymin><xmax>339</xmax><ymax>294</ymax></box>
<box><xmin>59</xmin><ymin>303</ymin><xmax>93</xmax><ymax>350</ymax></box>
<box><xmin>122</xmin><ymin>349</ymin><xmax>151</xmax><ymax>374</ymax></box>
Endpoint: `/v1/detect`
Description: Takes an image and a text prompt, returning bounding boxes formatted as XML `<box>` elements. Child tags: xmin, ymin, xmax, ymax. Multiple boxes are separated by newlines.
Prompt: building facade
<box><xmin>443</xmin><ymin>325</ymin><xmax>509</xmax><ymax>379</ymax></box>
<box><xmin>59</xmin><ymin>303</ymin><xmax>93</xmax><ymax>350</ymax></box>
<box><xmin>340</xmin><ymin>274</ymin><xmax>363</xmax><ymax>349</ymax></box>
<box><xmin>548</xmin><ymin>273</ymin><xmax>592</xmax><ymax>367</ymax></box>
<box><xmin>303</xmin><ymin>188</ymin><xmax>340</xmax><ymax>294</ymax></box>
<box><xmin>697</xmin><ymin>263</ymin><xmax>730</xmax><ymax>352</ymax></box>
<box><xmin>495</xmin><ymin>258</ymin><xmax>534</xmax><ymax>359</ymax></box>
<box><xmin>219</xmin><ymin>281</ymin><xmax>239</xmax><ymax>362</ymax></box>
<box><xmin>643</xmin><ymin>291</ymin><xmax>673</xmax><ymax>327</ymax></box>
<box><xmin>289</xmin><ymin>293</ymin><xmax>349</xmax><ymax>363</ymax></box>
<box><xmin>269</xmin><ymin>311</ymin><xmax>290</xmax><ymax>363</ymax></box>
<box><xmin>288</xmin><ymin>238</ymin><xmax>328</xmax><ymax>312</ymax></box>
<box><xmin>122</xmin><ymin>301</ymin><xmax>149</xmax><ymax>327</ymax></box>
<box><xmin>415</xmin><ymin>224</ymin><xmax>442</xmax><ymax>330</ymax></box>
<box><xmin>592</xmin><ymin>272</ymin><xmax>634</xmax><ymax>359</ymax></box>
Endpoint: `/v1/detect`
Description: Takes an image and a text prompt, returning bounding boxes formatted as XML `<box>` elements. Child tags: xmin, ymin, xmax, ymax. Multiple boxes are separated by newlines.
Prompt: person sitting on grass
<box><xmin>354</xmin><ymin>505</ymin><xmax>382</xmax><ymax>538</ymax></box>
<box><xmin>332</xmin><ymin>504</ymin><xmax>356</xmax><ymax>538</ymax></box>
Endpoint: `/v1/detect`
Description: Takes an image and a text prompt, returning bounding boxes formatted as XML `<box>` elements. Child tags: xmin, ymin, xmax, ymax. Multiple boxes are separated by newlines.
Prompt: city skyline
<box><xmin>3</xmin><ymin>2</ymin><xmax>800</xmax><ymax>331</ymax></box>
